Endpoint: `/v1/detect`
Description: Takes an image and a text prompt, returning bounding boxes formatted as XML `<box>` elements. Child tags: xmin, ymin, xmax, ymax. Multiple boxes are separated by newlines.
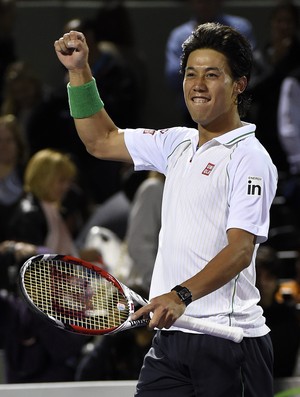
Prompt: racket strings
<box><xmin>23</xmin><ymin>259</ymin><xmax>130</xmax><ymax>330</ymax></box>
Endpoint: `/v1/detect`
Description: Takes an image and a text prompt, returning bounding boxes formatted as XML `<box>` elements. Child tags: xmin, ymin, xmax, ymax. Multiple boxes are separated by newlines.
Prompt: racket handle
<box><xmin>174</xmin><ymin>315</ymin><xmax>243</xmax><ymax>343</ymax></box>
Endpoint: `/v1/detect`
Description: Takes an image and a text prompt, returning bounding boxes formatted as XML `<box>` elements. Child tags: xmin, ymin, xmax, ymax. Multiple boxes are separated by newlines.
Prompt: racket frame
<box><xmin>19</xmin><ymin>254</ymin><xmax>244</xmax><ymax>343</ymax></box>
<box><xmin>19</xmin><ymin>254</ymin><xmax>149</xmax><ymax>335</ymax></box>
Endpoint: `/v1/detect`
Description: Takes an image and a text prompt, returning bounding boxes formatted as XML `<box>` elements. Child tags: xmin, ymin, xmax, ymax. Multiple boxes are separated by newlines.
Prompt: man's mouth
<box><xmin>192</xmin><ymin>96</ymin><xmax>210</xmax><ymax>103</ymax></box>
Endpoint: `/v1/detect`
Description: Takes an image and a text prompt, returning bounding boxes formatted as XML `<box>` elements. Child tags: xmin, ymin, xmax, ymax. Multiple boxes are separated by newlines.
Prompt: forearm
<box><xmin>182</xmin><ymin>232</ymin><xmax>255</xmax><ymax>302</ymax></box>
<box><xmin>183</xmin><ymin>246</ymin><xmax>249</xmax><ymax>300</ymax></box>
<box><xmin>68</xmin><ymin>72</ymin><xmax>131</xmax><ymax>162</ymax></box>
<box><xmin>133</xmin><ymin>229</ymin><xmax>255</xmax><ymax>328</ymax></box>
<box><xmin>67</xmin><ymin>67</ymin><xmax>115</xmax><ymax>154</ymax></box>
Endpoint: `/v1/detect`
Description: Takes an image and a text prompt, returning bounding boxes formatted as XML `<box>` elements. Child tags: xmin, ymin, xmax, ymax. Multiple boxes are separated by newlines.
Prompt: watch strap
<box><xmin>171</xmin><ymin>285</ymin><xmax>192</xmax><ymax>306</ymax></box>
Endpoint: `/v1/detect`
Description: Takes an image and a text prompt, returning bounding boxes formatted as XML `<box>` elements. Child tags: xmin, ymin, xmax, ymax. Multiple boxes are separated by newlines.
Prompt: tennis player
<box><xmin>54</xmin><ymin>22</ymin><xmax>277</xmax><ymax>397</ymax></box>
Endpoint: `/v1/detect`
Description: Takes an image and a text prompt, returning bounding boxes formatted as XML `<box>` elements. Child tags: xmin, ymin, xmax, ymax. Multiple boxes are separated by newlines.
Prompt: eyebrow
<box><xmin>185</xmin><ymin>66</ymin><xmax>223</xmax><ymax>73</ymax></box>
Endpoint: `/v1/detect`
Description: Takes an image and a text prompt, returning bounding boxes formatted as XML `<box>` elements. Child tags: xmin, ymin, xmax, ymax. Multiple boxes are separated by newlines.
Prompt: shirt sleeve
<box><xmin>226</xmin><ymin>142</ymin><xmax>278</xmax><ymax>243</ymax></box>
<box><xmin>123</xmin><ymin>127</ymin><xmax>196</xmax><ymax>174</ymax></box>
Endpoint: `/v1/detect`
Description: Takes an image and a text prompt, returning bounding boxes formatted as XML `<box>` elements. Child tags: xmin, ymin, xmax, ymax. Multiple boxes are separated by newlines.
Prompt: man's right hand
<box><xmin>54</xmin><ymin>30</ymin><xmax>89</xmax><ymax>73</ymax></box>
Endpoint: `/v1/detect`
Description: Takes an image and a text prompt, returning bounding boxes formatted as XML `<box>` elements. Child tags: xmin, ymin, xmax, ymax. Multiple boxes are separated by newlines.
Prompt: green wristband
<box><xmin>67</xmin><ymin>78</ymin><xmax>104</xmax><ymax>119</ymax></box>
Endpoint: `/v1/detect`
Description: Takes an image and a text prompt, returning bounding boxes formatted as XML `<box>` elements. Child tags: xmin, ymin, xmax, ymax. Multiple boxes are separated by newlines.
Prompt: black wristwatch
<box><xmin>171</xmin><ymin>285</ymin><xmax>192</xmax><ymax>306</ymax></box>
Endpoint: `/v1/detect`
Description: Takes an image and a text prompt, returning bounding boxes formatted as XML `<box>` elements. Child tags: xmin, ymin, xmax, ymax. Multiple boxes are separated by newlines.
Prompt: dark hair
<box><xmin>180</xmin><ymin>22</ymin><xmax>253</xmax><ymax>117</ymax></box>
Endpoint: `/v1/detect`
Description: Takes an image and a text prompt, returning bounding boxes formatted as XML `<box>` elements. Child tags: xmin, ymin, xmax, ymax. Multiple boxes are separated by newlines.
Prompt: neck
<box><xmin>198</xmin><ymin>118</ymin><xmax>243</xmax><ymax>146</ymax></box>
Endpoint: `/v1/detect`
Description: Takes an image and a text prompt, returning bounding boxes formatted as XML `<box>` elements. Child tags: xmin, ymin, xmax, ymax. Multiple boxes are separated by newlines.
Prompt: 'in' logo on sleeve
<box><xmin>247</xmin><ymin>176</ymin><xmax>263</xmax><ymax>196</ymax></box>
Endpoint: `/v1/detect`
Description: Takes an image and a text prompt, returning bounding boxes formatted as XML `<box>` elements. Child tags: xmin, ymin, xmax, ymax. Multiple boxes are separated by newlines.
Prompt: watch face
<box><xmin>178</xmin><ymin>287</ymin><xmax>192</xmax><ymax>301</ymax></box>
<box><xmin>172</xmin><ymin>285</ymin><xmax>192</xmax><ymax>306</ymax></box>
<box><xmin>180</xmin><ymin>288</ymin><xmax>192</xmax><ymax>301</ymax></box>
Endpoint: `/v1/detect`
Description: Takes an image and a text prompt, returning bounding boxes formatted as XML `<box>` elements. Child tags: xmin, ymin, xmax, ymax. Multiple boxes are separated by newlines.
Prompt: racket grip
<box><xmin>174</xmin><ymin>315</ymin><xmax>243</xmax><ymax>343</ymax></box>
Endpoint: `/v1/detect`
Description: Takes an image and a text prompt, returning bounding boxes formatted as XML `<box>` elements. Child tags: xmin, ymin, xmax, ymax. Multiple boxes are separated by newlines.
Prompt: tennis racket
<box><xmin>19</xmin><ymin>254</ymin><xmax>243</xmax><ymax>343</ymax></box>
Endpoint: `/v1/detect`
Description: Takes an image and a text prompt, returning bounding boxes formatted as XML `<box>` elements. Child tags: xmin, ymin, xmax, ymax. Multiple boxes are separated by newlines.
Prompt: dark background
<box><xmin>13</xmin><ymin>1</ymin><xmax>300</xmax><ymax>127</ymax></box>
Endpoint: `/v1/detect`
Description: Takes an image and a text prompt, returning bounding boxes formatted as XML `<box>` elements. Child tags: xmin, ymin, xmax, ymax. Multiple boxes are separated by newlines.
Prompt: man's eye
<box><xmin>206</xmin><ymin>73</ymin><xmax>218</xmax><ymax>79</ymax></box>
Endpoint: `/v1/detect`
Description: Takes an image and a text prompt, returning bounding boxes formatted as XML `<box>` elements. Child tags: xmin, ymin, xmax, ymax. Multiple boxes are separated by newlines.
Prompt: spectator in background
<box><xmin>0</xmin><ymin>114</ymin><xmax>28</xmax><ymax>290</ymax></box>
<box><xmin>0</xmin><ymin>61</ymin><xmax>51</xmax><ymax>142</ymax></box>
<box><xmin>248</xmin><ymin>0</ymin><xmax>300</xmax><ymax>178</ymax></box>
<box><xmin>0</xmin><ymin>0</ymin><xmax>17</xmax><ymax>106</ymax></box>
<box><xmin>0</xmin><ymin>60</ymin><xmax>88</xmax><ymax>190</ymax></box>
<box><xmin>278</xmin><ymin>67</ymin><xmax>300</xmax><ymax>177</ymax></box>
<box><xmin>74</xmin><ymin>167</ymin><xmax>149</xmax><ymax>282</ymax></box>
<box><xmin>277</xmin><ymin>65</ymin><xmax>300</xmax><ymax>225</ymax></box>
<box><xmin>0</xmin><ymin>288</ymin><xmax>88</xmax><ymax>383</ymax></box>
<box><xmin>1</xmin><ymin>61</ymin><xmax>89</xmax><ymax>216</ymax></box>
<box><xmin>93</xmin><ymin>0</ymin><xmax>136</xmax><ymax>50</ymax></box>
<box><xmin>75</xmin><ymin>170</ymin><xmax>163</xmax><ymax>289</ymax></box>
<box><xmin>7</xmin><ymin>148</ymin><xmax>80</xmax><ymax>255</ymax></box>
<box><xmin>276</xmin><ymin>254</ymin><xmax>300</xmax><ymax>307</ymax></box>
<box><xmin>2</xmin><ymin>148</ymin><xmax>100</xmax><ymax>291</ymax></box>
<box><xmin>0</xmin><ymin>240</ymin><xmax>38</xmax><ymax>291</ymax></box>
<box><xmin>126</xmin><ymin>171</ymin><xmax>165</xmax><ymax>292</ymax></box>
<box><xmin>165</xmin><ymin>0</ymin><xmax>256</xmax><ymax>126</ymax></box>
<box><xmin>0</xmin><ymin>114</ymin><xmax>27</xmax><ymax>243</ymax></box>
<box><xmin>256</xmin><ymin>245</ymin><xmax>300</xmax><ymax>378</ymax></box>
<box><xmin>76</xmin><ymin>166</ymin><xmax>149</xmax><ymax>246</ymax></box>
<box><xmin>0</xmin><ymin>149</ymin><xmax>92</xmax><ymax>383</ymax></box>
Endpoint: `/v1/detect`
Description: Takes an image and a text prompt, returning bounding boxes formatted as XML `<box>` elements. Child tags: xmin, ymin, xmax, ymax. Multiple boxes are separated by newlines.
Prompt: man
<box><xmin>54</xmin><ymin>22</ymin><xmax>277</xmax><ymax>396</ymax></box>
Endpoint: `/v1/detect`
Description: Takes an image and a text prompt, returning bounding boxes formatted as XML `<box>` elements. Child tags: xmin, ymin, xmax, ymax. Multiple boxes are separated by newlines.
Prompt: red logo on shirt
<box><xmin>202</xmin><ymin>163</ymin><xmax>215</xmax><ymax>176</ymax></box>
<box><xmin>143</xmin><ymin>129</ymin><xmax>156</xmax><ymax>135</ymax></box>
<box><xmin>143</xmin><ymin>129</ymin><xmax>169</xmax><ymax>135</ymax></box>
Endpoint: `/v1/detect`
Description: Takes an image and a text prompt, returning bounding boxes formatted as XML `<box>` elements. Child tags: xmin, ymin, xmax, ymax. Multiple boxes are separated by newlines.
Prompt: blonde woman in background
<box><xmin>4</xmin><ymin>148</ymin><xmax>101</xmax><ymax>286</ymax></box>
<box><xmin>7</xmin><ymin>148</ymin><xmax>79</xmax><ymax>256</ymax></box>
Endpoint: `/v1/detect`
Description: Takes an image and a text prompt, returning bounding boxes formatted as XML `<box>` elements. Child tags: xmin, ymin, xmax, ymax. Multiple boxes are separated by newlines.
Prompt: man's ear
<box><xmin>234</xmin><ymin>76</ymin><xmax>247</xmax><ymax>94</ymax></box>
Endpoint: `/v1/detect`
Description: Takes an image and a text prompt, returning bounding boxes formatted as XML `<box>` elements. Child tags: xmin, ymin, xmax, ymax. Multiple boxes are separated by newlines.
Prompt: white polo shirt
<box><xmin>124</xmin><ymin>123</ymin><xmax>278</xmax><ymax>337</ymax></box>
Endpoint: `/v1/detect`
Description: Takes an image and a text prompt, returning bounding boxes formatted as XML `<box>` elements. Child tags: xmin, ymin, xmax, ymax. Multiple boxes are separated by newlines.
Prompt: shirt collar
<box><xmin>213</xmin><ymin>122</ymin><xmax>256</xmax><ymax>146</ymax></box>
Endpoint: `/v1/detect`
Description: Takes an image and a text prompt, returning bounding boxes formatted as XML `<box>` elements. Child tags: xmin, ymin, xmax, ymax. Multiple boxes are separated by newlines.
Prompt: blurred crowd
<box><xmin>1</xmin><ymin>0</ymin><xmax>300</xmax><ymax>384</ymax></box>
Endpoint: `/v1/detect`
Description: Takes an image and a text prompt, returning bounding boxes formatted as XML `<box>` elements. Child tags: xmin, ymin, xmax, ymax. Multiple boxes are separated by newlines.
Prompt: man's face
<box><xmin>183</xmin><ymin>48</ymin><xmax>239</xmax><ymax>131</ymax></box>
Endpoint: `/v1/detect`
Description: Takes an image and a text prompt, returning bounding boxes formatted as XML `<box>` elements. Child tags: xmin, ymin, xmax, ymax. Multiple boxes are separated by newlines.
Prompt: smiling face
<box><xmin>183</xmin><ymin>48</ymin><xmax>246</xmax><ymax>133</ymax></box>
